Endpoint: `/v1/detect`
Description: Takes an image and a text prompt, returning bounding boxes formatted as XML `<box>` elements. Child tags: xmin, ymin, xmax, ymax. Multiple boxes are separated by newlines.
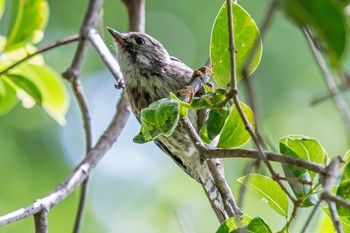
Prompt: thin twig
<box><xmin>34</xmin><ymin>208</ymin><xmax>48</xmax><ymax>233</ymax></box>
<box><xmin>88</xmin><ymin>29</ymin><xmax>124</xmax><ymax>87</ymax></box>
<box><xmin>303</xmin><ymin>28</ymin><xmax>350</xmax><ymax>146</ymax></box>
<box><xmin>321</xmin><ymin>157</ymin><xmax>343</xmax><ymax>233</ymax></box>
<box><xmin>226</xmin><ymin>0</ymin><xmax>296</xmax><ymax>203</ymax></box>
<box><xmin>0</xmin><ymin>92</ymin><xmax>130</xmax><ymax>226</ymax></box>
<box><xmin>300</xmin><ymin>198</ymin><xmax>323</xmax><ymax>233</ymax></box>
<box><xmin>242</xmin><ymin>78</ymin><xmax>266</xmax><ymax>149</ymax></box>
<box><xmin>226</xmin><ymin>0</ymin><xmax>237</xmax><ymax>90</ymax></box>
<box><xmin>71</xmin><ymin>79</ymin><xmax>93</xmax><ymax>233</ymax></box>
<box><xmin>242</xmin><ymin>0</ymin><xmax>277</xmax><ymax>77</ymax></box>
<box><xmin>0</xmin><ymin>35</ymin><xmax>79</xmax><ymax>76</ymax></box>
<box><xmin>63</xmin><ymin>0</ymin><xmax>104</xmax><ymax>81</ymax></box>
<box><xmin>279</xmin><ymin>176</ymin><xmax>313</xmax><ymax>185</ymax></box>
<box><xmin>310</xmin><ymin>80</ymin><xmax>350</xmax><ymax>106</ymax></box>
<box><xmin>328</xmin><ymin>201</ymin><xmax>343</xmax><ymax>233</ymax></box>
<box><xmin>202</xmin><ymin>148</ymin><xmax>324</xmax><ymax>173</ymax></box>
<box><xmin>323</xmin><ymin>192</ymin><xmax>350</xmax><ymax>210</ymax></box>
<box><xmin>61</xmin><ymin>1</ymin><xmax>105</xmax><ymax>232</ymax></box>
<box><xmin>241</xmin><ymin>0</ymin><xmax>278</xmax><ymax>153</ymax></box>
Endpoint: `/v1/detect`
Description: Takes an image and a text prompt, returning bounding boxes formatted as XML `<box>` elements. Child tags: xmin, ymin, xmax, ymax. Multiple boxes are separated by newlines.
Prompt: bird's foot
<box><xmin>192</xmin><ymin>66</ymin><xmax>212</xmax><ymax>79</ymax></box>
<box><xmin>177</xmin><ymin>85</ymin><xmax>194</xmax><ymax>103</ymax></box>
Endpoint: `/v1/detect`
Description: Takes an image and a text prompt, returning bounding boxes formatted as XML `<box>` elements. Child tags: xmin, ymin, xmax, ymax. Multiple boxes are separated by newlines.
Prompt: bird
<box><xmin>107</xmin><ymin>27</ymin><xmax>239</xmax><ymax>220</ymax></box>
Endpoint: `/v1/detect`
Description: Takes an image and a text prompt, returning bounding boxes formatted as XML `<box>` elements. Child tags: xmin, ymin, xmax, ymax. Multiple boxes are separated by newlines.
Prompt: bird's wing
<box><xmin>154</xmin><ymin>139</ymin><xmax>199</xmax><ymax>182</ymax></box>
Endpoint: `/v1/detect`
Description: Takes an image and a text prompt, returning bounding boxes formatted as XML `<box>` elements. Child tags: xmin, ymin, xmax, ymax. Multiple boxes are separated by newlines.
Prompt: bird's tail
<box><xmin>200</xmin><ymin>161</ymin><xmax>227</xmax><ymax>221</ymax></box>
<box><xmin>200</xmin><ymin>159</ymin><xmax>243</xmax><ymax>222</ymax></box>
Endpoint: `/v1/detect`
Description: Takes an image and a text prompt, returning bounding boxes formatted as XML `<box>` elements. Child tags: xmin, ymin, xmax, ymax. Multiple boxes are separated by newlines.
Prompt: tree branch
<box><xmin>0</xmin><ymin>35</ymin><xmax>79</xmax><ymax>76</ymax></box>
<box><xmin>202</xmin><ymin>149</ymin><xmax>324</xmax><ymax>173</ymax></box>
<box><xmin>63</xmin><ymin>1</ymin><xmax>105</xmax><ymax>232</ymax></box>
<box><xmin>303</xmin><ymin>28</ymin><xmax>350</xmax><ymax>146</ymax></box>
<box><xmin>0</xmin><ymin>93</ymin><xmax>130</xmax><ymax>226</ymax></box>
<box><xmin>321</xmin><ymin>157</ymin><xmax>343</xmax><ymax>233</ymax></box>
<box><xmin>300</xmin><ymin>198</ymin><xmax>323</xmax><ymax>233</ymax></box>
<box><xmin>34</xmin><ymin>208</ymin><xmax>48</xmax><ymax>233</ymax></box>
<box><xmin>121</xmin><ymin>0</ymin><xmax>145</xmax><ymax>32</ymax></box>
<box><xmin>226</xmin><ymin>0</ymin><xmax>296</xmax><ymax>204</ymax></box>
<box><xmin>88</xmin><ymin>29</ymin><xmax>124</xmax><ymax>88</ymax></box>
<box><xmin>70</xmin><ymin>78</ymin><xmax>92</xmax><ymax>233</ymax></box>
<box><xmin>63</xmin><ymin>0</ymin><xmax>104</xmax><ymax>81</ymax></box>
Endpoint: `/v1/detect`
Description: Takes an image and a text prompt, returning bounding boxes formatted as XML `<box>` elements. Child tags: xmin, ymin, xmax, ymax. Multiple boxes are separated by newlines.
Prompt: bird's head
<box><xmin>107</xmin><ymin>27</ymin><xmax>170</xmax><ymax>70</ymax></box>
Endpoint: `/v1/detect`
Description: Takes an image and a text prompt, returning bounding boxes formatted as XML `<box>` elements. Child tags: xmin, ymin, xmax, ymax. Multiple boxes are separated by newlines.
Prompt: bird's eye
<box><xmin>135</xmin><ymin>37</ymin><xmax>145</xmax><ymax>45</ymax></box>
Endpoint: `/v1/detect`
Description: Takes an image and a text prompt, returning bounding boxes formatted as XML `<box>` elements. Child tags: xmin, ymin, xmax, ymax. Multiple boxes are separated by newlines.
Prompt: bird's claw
<box><xmin>192</xmin><ymin>66</ymin><xmax>212</xmax><ymax>79</ymax></box>
<box><xmin>177</xmin><ymin>85</ymin><xmax>194</xmax><ymax>103</ymax></box>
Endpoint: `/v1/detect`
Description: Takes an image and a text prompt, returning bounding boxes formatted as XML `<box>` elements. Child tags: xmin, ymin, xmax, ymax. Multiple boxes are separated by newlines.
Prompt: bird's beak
<box><xmin>107</xmin><ymin>27</ymin><xmax>126</xmax><ymax>45</ymax></box>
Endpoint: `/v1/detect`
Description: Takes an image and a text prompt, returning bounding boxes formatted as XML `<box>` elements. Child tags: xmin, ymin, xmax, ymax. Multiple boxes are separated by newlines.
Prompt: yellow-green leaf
<box><xmin>3</xmin><ymin>74</ymin><xmax>42</xmax><ymax>106</ymax></box>
<box><xmin>210</xmin><ymin>1</ymin><xmax>262</xmax><ymax>87</ymax></box>
<box><xmin>322</xmin><ymin>207</ymin><xmax>350</xmax><ymax>232</ymax></box>
<box><xmin>0</xmin><ymin>0</ymin><xmax>5</xmax><ymax>20</ymax></box>
<box><xmin>237</xmin><ymin>174</ymin><xmax>289</xmax><ymax>218</ymax></box>
<box><xmin>10</xmin><ymin>63</ymin><xmax>69</xmax><ymax>125</ymax></box>
<box><xmin>337</xmin><ymin>162</ymin><xmax>350</xmax><ymax>217</ymax></box>
<box><xmin>0</xmin><ymin>77</ymin><xmax>18</xmax><ymax>115</ymax></box>
<box><xmin>5</xmin><ymin>0</ymin><xmax>49</xmax><ymax>51</ymax></box>
<box><xmin>216</xmin><ymin>215</ymin><xmax>252</xmax><ymax>233</ymax></box>
<box><xmin>232</xmin><ymin>217</ymin><xmax>272</xmax><ymax>233</ymax></box>
<box><xmin>217</xmin><ymin>102</ymin><xmax>254</xmax><ymax>148</ymax></box>
<box><xmin>280</xmin><ymin>135</ymin><xmax>328</xmax><ymax>180</ymax></box>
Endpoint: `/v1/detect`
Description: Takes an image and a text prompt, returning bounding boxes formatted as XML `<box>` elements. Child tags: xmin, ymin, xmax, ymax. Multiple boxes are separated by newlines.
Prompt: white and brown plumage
<box><xmin>107</xmin><ymin>27</ymin><xmax>230</xmax><ymax>219</ymax></box>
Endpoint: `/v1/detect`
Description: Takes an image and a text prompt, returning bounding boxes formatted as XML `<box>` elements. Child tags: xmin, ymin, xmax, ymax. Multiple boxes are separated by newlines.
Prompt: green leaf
<box><xmin>318</xmin><ymin>214</ymin><xmax>336</xmax><ymax>233</ymax></box>
<box><xmin>170</xmin><ymin>88</ymin><xmax>227</xmax><ymax>110</ymax></box>
<box><xmin>282</xmin><ymin>163</ymin><xmax>318</xmax><ymax>207</ymax></box>
<box><xmin>10</xmin><ymin>63</ymin><xmax>69</xmax><ymax>125</ymax></box>
<box><xmin>0</xmin><ymin>77</ymin><xmax>18</xmax><ymax>115</ymax></box>
<box><xmin>337</xmin><ymin>162</ymin><xmax>350</xmax><ymax>217</ymax></box>
<box><xmin>280</xmin><ymin>135</ymin><xmax>328</xmax><ymax>164</ymax></box>
<box><xmin>200</xmin><ymin>107</ymin><xmax>230</xmax><ymax>144</ymax></box>
<box><xmin>280</xmin><ymin>135</ymin><xmax>328</xmax><ymax>179</ymax></box>
<box><xmin>237</xmin><ymin>174</ymin><xmax>289</xmax><ymax>217</ymax></box>
<box><xmin>199</xmin><ymin>122</ymin><xmax>210</xmax><ymax>144</ymax></box>
<box><xmin>4</xmin><ymin>74</ymin><xmax>42</xmax><ymax>105</ymax></box>
<box><xmin>322</xmin><ymin>207</ymin><xmax>350</xmax><ymax>232</ymax></box>
<box><xmin>232</xmin><ymin>217</ymin><xmax>272</xmax><ymax>233</ymax></box>
<box><xmin>0</xmin><ymin>0</ymin><xmax>5</xmax><ymax>20</ymax></box>
<box><xmin>281</xmin><ymin>0</ymin><xmax>347</xmax><ymax>67</ymax></box>
<box><xmin>342</xmin><ymin>150</ymin><xmax>350</xmax><ymax>167</ymax></box>
<box><xmin>1</xmin><ymin>44</ymin><xmax>45</xmax><ymax>65</ymax></box>
<box><xmin>191</xmin><ymin>88</ymin><xmax>227</xmax><ymax>109</ymax></box>
<box><xmin>217</xmin><ymin>102</ymin><xmax>254</xmax><ymax>148</ymax></box>
<box><xmin>210</xmin><ymin>1</ymin><xmax>262</xmax><ymax>87</ymax></box>
<box><xmin>216</xmin><ymin>215</ymin><xmax>252</xmax><ymax>233</ymax></box>
<box><xmin>134</xmin><ymin>98</ymin><xmax>180</xmax><ymax>143</ymax></box>
<box><xmin>280</xmin><ymin>135</ymin><xmax>326</xmax><ymax>207</ymax></box>
<box><xmin>4</xmin><ymin>0</ymin><xmax>49</xmax><ymax>51</ymax></box>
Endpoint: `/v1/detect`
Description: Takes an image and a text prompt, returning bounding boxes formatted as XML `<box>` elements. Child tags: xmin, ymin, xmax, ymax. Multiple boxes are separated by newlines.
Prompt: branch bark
<box><xmin>121</xmin><ymin>0</ymin><xmax>145</xmax><ymax>32</ymax></box>
<box><xmin>0</xmin><ymin>35</ymin><xmax>79</xmax><ymax>76</ymax></box>
<box><xmin>34</xmin><ymin>209</ymin><xmax>48</xmax><ymax>233</ymax></box>
<box><xmin>0</xmin><ymin>93</ymin><xmax>130</xmax><ymax>226</ymax></box>
<box><xmin>303</xmin><ymin>28</ymin><xmax>350</xmax><ymax>146</ymax></box>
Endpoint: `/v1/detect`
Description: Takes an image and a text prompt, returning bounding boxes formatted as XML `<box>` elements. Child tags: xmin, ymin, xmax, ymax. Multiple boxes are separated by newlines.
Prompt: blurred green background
<box><xmin>1</xmin><ymin>0</ymin><xmax>348</xmax><ymax>232</ymax></box>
